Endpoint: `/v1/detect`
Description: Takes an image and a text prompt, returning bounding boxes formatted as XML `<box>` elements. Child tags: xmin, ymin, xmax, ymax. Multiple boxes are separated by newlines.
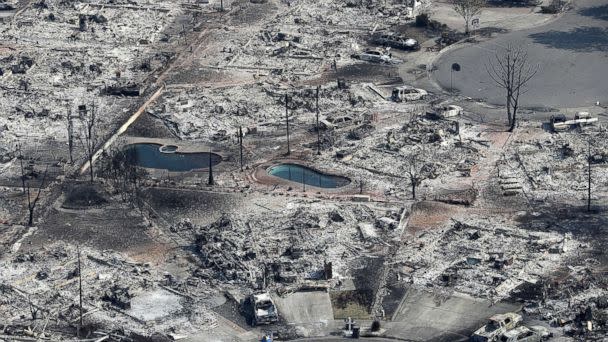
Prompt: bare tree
<box><xmin>405</xmin><ymin>153</ymin><xmax>422</xmax><ymax>200</ymax></box>
<box><xmin>486</xmin><ymin>44</ymin><xmax>539</xmax><ymax>132</ymax></box>
<box><xmin>80</xmin><ymin>104</ymin><xmax>97</xmax><ymax>183</ymax></box>
<box><xmin>27</xmin><ymin>297</ymin><xmax>39</xmax><ymax>320</ymax></box>
<box><xmin>404</xmin><ymin>148</ymin><xmax>429</xmax><ymax>200</ymax></box>
<box><xmin>26</xmin><ymin>166</ymin><xmax>48</xmax><ymax>227</ymax></box>
<box><xmin>100</xmin><ymin>145</ymin><xmax>147</xmax><ymax>206</ymax></box>
<box><xmin>16</xmin><ymin>144</ymin><xmax>49</xmax><ymax>225</ymax></box>
<box><xmin>451</xmin><ymin>0</ymin><xmax>485</xmax><ymax>35</ymax></box>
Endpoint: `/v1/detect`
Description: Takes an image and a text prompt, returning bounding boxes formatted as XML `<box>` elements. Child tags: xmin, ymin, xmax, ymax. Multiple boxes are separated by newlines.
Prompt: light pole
<box><xmin>316</xmin><ymin>85</ymin><xmax>321</xmax><ymax>155</ymax></box>
<box><xmin>285</xmin><ymin>94</ymin><xmax>291</xmax><ymax>156</ymax></box>
<box><xmin>239</xmin><ymin>126</ymin><xmax>243</xmax><ymax>171</ymax></box>
<box><xmin>450</xmin><ymin>63</ymin><xmax>460</xmax><ymax>94</ymax></box>
<box><xmin>587</xmin><ymin>139</ymin><xmax>591</xmax><ymax>212</ymax></box>
<box><xmin>77</xmin><ymin>246</ymin><xmax>83</xmax><ymax>337</ymax></box>
<box><xmin>208</xmin><ymin>150</ymin><xmax>214</xmax><ymax>186</ymax></box>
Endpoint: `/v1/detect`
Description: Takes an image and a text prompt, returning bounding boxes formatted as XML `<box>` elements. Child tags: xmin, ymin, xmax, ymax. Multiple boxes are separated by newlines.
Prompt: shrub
<box><xmin>415</xmin><ymin>13</ymin><xmax>430</xmax><ymax>27</ymax></box>
<box><xmin>371</xmin><ymin>320</ymin><xmax>381</xmax><ymax>332</ymax></box>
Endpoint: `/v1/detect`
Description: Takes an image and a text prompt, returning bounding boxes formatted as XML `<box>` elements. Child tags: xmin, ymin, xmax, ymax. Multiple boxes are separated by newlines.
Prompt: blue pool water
<box><xmin>268</xmin><ymin>163</ymin><xmax>350</xmax><ymax>188</ymax></box>
<box><xmin>125</xmin><ymin>143</ymin><xmax>222</xmax><ymax>172</ymax></box>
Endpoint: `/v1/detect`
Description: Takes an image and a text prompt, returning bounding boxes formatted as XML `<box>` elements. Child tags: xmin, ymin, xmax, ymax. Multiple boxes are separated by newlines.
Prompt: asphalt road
<box><xmin>433</xmin><ymin>0</ymin><xmax>608</xmax><ymax>109</ymax></box>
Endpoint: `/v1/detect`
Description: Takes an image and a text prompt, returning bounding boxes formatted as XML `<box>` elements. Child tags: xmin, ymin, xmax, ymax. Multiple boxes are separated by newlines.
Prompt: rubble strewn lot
<box><xmin>1</xmin><ymin>0</ymin><xmax>607</xmax><ymax>341</ymax></box>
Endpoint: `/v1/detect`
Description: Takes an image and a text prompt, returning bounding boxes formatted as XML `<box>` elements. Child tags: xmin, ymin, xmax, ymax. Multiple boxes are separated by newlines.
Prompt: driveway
<box><xmin>433</xmin><ymin>0</ymin><xmax>608</xmax><ymax>109</ymax></box>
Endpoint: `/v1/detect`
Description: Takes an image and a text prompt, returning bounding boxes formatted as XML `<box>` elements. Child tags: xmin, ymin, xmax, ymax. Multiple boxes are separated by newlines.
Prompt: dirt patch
<box><xmin>212</xmin><ymin>296</ymin><xmax>252</xmax><ymax>330</ymax></box>
<box><xmin>434</xmin><ymin>188</ymin><xmax>478</xmax><ymax>206</ymax></box>
<box><xmin>229</xmin><ymin>0</ymin><xmax>278</xmax><ymax>25</ymax></box>
<box><xmin>407</xmin><ymin>201</ymin><xmax>463</xmax><ymax>233</ymax></box>
<box><xmin>24</xmin><ymin>204</ymin><xmax>154</xmax><ymax>252</ymax></box>
<box><xmin>62</xmin><ymin>182</ymin><xmax>108</xmax><ymax>209</ymax></box>
<box><xmin>127</xmin><ymin>241</ymin><xmax>173</xmax><ymax>265</ymax></box>
<box><xmin>335</xmin><ymin>63</ymin><xmax>400</xmax><ymax>83</ymax></box>
<box><xmin>165</xmin><ymin>67</ymin><xmax>250</xmax><ymax>86</ymax></box>
<box><xmin>126</xmin><ymin>112</ymin><xmax>175</xmax><ymax>139</ymax></box>
<box><xmin>330</xmin><ymin>289</ymin><xmax>374</xmax><ymax>319</ymax></box>
<box><xmin>141</xmin><ymin>188</ymin><xmax>244</xmax><ymax>226</ymax></box>
<box><xmin>393</xmin><ymin>24</ymin><xmax>442</xmax><ymax>43</ymax></box>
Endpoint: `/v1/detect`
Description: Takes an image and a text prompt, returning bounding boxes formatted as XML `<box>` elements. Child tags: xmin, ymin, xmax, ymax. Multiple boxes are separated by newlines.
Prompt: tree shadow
<box><xmin>487</xmin><ymin>0</ymin><xmax>539</xmax><ymax>7</ymax></box>
<box><xmin>476</xmin><ymin>26</ymin><xmax>509</xmax><ymax>38</ymax></box>
<box><xmin>578</xmin><ymin>4</ymin><xmax>608</xmax><ymax>21</ymax></box>
<box><xmin>528</xmin><ymin>26</ymin><xmax>608</xmax><ymax>52</ymax></box>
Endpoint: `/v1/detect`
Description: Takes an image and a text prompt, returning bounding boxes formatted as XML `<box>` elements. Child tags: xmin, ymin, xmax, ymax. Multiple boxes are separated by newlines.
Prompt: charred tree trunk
<box><xmin>26</xmin><ymin>167</ymin><xmax>48</xmax><ymax>227</ymax></box>
<box><xmin>411</xmin><ymin>177</ymin><xmax>416</xmax><ymax>200</ymax></box>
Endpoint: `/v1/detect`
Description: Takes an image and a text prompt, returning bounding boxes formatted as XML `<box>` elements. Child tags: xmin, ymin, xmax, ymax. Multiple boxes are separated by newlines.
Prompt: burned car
<box><xmin>355</xmin><ymin>49</ymin><xmax>393</xmax><ymax>63</ymax></box>
<box><xmin>372</xmin><ymin>33</ymin><xmax>420</xmax><ymax>51</ymax></box>
<box><xmin>241</xmin><ymin>292</ymin><xmax>279</xmax><ymax>326</ymax></box>
<box><xmin>319</xmin><ymin>115</ymin><xmax>362</xmax><ymax>130</ymax></box>
<box><xmin>391</xmin><ymin>86</ymin><xmax>428</xmax><ymax>102</ymax></box>
<box><xmin>427</xmin><ymin>104</ymin><xmax>463</xmax><ymax>119</ymax></box>
<box><xmin>499</xmin><ymin>325</ymin><xmax>550</xmax><ymax>342</ymax></box>
<box><xmin>438</xmin><ymin>104</ymin><xmax>462</xmax><ymax>118</ymax></box>
<box><xmin>471</xmin><ymin>312</ymin><xmax>522</xmax><ymax>342</ymax></box>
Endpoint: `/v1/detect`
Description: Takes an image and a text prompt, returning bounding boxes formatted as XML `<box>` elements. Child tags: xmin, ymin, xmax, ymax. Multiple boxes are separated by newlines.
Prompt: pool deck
<box><xmin>122</xmin><ymin>137</ymin><xmax>385</xmax><ymax>201</ymax></box>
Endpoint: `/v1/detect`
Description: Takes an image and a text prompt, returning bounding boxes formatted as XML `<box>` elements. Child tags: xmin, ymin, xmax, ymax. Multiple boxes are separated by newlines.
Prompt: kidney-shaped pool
<box><xmin>268</xmin><ymin>163</ymin><xmax>350</xmax><ymax>188</ymax></box>
<box><xmin>124</xmin><ymin>143</ymin><xmax>222</xmax><ymax>172</ymax></box>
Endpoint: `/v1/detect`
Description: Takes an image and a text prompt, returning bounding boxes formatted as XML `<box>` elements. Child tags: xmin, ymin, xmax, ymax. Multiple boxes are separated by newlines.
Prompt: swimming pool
<box><xmin>124</xmin><ymin>143</ymin><xmax>221</xmax><ymax>172</ymax></box>
<box><xmin>267</xmin><ymin>163</ymin><xmax>350</xmax><ymax>188</ymax></box>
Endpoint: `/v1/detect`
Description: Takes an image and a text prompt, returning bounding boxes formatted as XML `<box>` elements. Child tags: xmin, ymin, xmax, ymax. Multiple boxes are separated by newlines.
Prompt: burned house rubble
<box><xmin>1</xmin><ymin>0</ymin><xmax>607</xmax><ymax>341</ymax></box>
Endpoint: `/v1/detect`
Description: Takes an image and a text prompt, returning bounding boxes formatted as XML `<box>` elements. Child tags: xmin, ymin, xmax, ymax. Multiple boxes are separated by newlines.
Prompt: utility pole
<box><xmin>83</xmin><ymin>103</ymin><xmax>96</xmax><ymax>183</ymax></box>
<box><xmin>208</xmin><ymin>150</ymin><xmax>214</xmax><ymax>185</ymax></box>
<box><xmin>239</xmin><ymin>126</ymin><xmax>243</xmax><ymax>171</ymax></box>
<box><xmin>89</xmin><ymin>103</ymin><xmax>95</xmax><ymax>183</ymax></box>
<box><xmin>67</xmin><ymin>107</ymin><xmax>74</xmax><ymax>164</ymax></box>
<box><xmin>17</xmin><ymin>143</ymin><xmax>25</xmax><ymax>193</ymax></box>
<box><xmin>587</xmin><ymin>139</ymin><xmax>591</xmax><ymax>212</ymax></box>
<box><xmin>285</xmin><ymin>94</ymin><xmax>291</xmax><ymax>156</ymax></box>
<box><xmin>77</xmin><ymin>246</ymin><xmax>83</xmax><ymax>337</ymax></box>
<box><xmin>316</xmin><ymin>86</ymin><xmax>321</xmax><ymax>155</ymax></box>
